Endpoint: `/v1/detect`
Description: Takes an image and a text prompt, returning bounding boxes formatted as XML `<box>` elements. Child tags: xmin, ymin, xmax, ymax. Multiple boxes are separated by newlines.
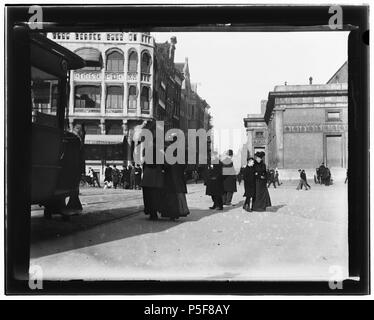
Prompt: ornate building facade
<box><xmin>47</xmin><ymin>32</ymin><xmax>213</xmax><ymax>177</ymax></box>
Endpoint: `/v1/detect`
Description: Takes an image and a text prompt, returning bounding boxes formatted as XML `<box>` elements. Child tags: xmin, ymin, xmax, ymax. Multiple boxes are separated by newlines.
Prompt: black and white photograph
<box><xmin>3</xmin><ymin>3</ymin><xmax>370</xmax><ymax>297</ymax></box>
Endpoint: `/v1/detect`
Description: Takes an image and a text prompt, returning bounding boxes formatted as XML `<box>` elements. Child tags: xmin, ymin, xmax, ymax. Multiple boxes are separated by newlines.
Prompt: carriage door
<box><xmin>326</xmin><ymin>135</ymin><xmax>343</xmax><ymax>168</ymax></box>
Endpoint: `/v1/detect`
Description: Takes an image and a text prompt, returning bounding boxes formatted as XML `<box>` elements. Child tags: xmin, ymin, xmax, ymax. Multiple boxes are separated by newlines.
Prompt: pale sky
<box><xmin>152</xmin><ymin>32</ymin><xmax>349</xmax><ymax>153</ymax></box>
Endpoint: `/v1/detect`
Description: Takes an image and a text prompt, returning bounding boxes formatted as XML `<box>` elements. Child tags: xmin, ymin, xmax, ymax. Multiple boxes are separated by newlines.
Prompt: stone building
<box><xmin>243</xmin><ymin>100</ymin><xmax>269</xmax><ymax>166</ymax></box>
<box><xmin>243</xmin><ymin>62</ymin><xmax>348</xmax><ymax>179</ymax></box>
<box><xmin>175</xmin><ymin>58</ymin><xmax>212</xmax><ymax>166</ymax></box>
<box><xmin>47</xmin><ymin>32</ymin><xmax>186</xmax><ymax>177</ymax></box>
<box><xmin>47</xmin><ymin>32</ymin><xmax>156</xmax><ymax>176</ymax></box>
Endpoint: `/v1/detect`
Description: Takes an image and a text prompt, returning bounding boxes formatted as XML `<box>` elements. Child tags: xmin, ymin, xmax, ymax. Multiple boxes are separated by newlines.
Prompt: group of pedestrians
<box><xmin>315</xmin><ymin>162</ymin><xmax>332</xmax><ymax>186</ymax></box>
<box><xmin>241</xmin><ymin>152</ymin><xmax>272</xmax><ymax>212</ymax></box>
<box><xmin>267</xmin><ymin>168</ymin><xmax>282</xmax><ymax>188</ymax></box>
<box><xmin>102</xmin><ymin>163</ymin><xmax>142</xmax><ymax>190</ymax></box>
<box><xmin>205</xmin><ymin>150</ymin><xmax>272</xmax><ymax>212</ymax></box>
<box><xmin>141</xmin><ymin>138</ymin><xmax>190</xmax><ymax>221</ymax></box>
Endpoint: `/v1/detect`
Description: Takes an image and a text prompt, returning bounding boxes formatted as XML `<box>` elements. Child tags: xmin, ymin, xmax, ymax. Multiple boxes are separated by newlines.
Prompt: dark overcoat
<box><xmin>253</xmin><ymin>161</ymin><xmax>272</xmax><ymax>211</ymax></box>
<box><xmin>141</xmin><ymin>163</ymin><xmax>164</xmax><ymax>188</ymax></box>
<box><xmin>163</xmin><ymin>163</ymin><xmax>187</xmax><ymax>193</ymax></box>
<box><xmin>222</xmin><ymin>157</ymin><xmax>237</xmax><ymax>193</ymax></box>
<box><xmin>243</xmin><ymin>165</ymin><xmax>256</xmax><ymax>197</ymax></box>
<box><xmin>205</xmin><ymin>162</ymin><xmax>224</xmax><ymax>196</ymax></box>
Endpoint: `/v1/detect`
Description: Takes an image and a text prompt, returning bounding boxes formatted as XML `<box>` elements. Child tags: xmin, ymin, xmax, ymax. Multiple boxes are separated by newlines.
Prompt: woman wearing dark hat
<box><xmin>252</xmin><ymin>151</ymin><xmax>271</xmax><ymax>211</ymax></box>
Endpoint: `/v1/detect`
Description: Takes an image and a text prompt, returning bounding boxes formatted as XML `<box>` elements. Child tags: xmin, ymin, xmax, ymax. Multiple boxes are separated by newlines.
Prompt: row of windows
<box><xmin>75</xmin><ymin>48</ymin><xmax>152</xmax><ymax>73</ymax></box>
<box><xmin>74</xmin><ymin>85</ymin><xmax>150</xmax><ymax>110</ymax></box>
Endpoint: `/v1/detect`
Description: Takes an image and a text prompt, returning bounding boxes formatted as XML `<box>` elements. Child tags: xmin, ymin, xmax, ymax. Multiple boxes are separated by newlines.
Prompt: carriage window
<box><xmin>31</xmin><ymin>66</ymin><xmax>60</xmax><ymax>127</ymax></box>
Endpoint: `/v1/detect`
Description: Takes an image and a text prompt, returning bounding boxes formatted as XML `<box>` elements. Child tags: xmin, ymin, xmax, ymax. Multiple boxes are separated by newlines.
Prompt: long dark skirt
<box><xmin>253</xmin><ymin>180</ymin><xmax>271</xmax><ymax>211</ymax></box>
<box><xmin>160</xmin><ymin>193</ymin><xmax>190</xmax><ymax>218</ymax></box>
<box><xmin>142</xmin><ymin>187</ymin><xmax>162</xmax><ymax>215</ymax></box>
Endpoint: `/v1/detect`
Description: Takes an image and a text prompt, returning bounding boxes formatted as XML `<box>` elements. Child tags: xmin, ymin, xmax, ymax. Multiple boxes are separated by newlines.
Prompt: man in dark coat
<box><xmin>222</xmin><ymin>149</ymin><xmax>237</xmax><ymax>206</ymax></box>
<box><xmin>267</xmin><ymin>169</ymin><xmax>277</xmax><ymax>188</ymax></box>
<box><xmin>274</xmin><ymin>169</ymin><xmax>281</xmax><ymax>186</ymax></box>
<box><xmin>206</xmin><ymin>152</ymin><xmax>224</xmax><ymax>210</ymax></box>
<box><xmin>301</xmin><ymin>169</ymin><xmax>311</xmax><ymax>189</ymax></box>
<box><xmin>104</xmin><ymin>164</ymin><xmax>112</xmax><ymax>188</ymax></box>
<box><xmin>242</xmin><ymin>157</ymin><xmax>256</xmax><ymax>212</ymax></box>
<box><xmin>111</xmin><ymin>164</ymin><xmax>120</xmax><ymax>189</ymax></box>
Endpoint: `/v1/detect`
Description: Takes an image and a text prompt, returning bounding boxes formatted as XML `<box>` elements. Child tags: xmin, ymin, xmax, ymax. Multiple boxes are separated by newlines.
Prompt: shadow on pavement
<box><xmin>266</xmin><ymin>204</ymin><xmax>287</xmax><ymax>212</ymax></box>
<box><xmin>31</xmin><ymin>201</ymin><xmax>240</xmax><ymax>259</ymax></box>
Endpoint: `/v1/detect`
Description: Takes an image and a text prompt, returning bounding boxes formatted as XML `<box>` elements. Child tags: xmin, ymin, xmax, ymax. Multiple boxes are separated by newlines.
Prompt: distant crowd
<box><xmin>84</xmin><ymin>164</ymin><xmax>143</xmax><ymax>190</ymax></box>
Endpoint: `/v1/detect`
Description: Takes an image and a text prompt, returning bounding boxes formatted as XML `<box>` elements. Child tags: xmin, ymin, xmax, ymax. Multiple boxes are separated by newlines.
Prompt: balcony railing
<box><xmin>74</xmin><ymin>71</ymin><xmax>102</xmax><ymax>81</ymax></box>
<box><xmin>141</xmin><ymin>73</ymin><xmax>151</xmax><ymax>83</ymax></box>
<box><xmin>49</xmin><ymin>32</ymin><xmax>154</xmax><ymax>46</ymax></box>
<box><xmin>74</xmin><ymin>108</ymin><xmax>101</xmax><ymax>113</ymax></box>
<box><xmin>127</xmin><ymin>72</ymin><xmax>138</xmax><ymax>81</ymax></box>
<box><xmin>105</xmin><ymin>72</ymin><xmax>124</xmax><ymax>81</ymax></box>
<box><xmin>106</xmin><ymin>108</ymin><xmax>123</xmax><ymax>113</ymax></box>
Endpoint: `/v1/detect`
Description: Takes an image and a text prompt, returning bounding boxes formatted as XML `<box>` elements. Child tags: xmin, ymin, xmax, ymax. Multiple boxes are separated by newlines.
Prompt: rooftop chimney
<box><xmin>169</xmin><ymin>36</ymin><xmax>177</xmax><ymax>63</ymax></box>
<box><xmin>309</xmin><ymin>76</ymin><xmax>313</xmax><ymax>85</ymax></box>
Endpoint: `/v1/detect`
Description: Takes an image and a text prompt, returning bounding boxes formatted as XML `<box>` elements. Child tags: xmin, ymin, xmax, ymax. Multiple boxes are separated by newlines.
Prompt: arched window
<box><xmin>128</xmin><ymin>86</ymin><xmax>137</xmax><ymax>110</ymax></box>
<box><xmin>141</xmin><ymin>51</ymin><xmax>151</xmax><ymax>73</ymax></box>
<box><xmin>106</xmin><ymin>51</ymin><xmax>124</xmax><ymax>72</ymax></box>
<box><xmin>106</xmin><ymin>86</ymin><xmax>123</xmax><ymax>109</ymax></box>
<box><xmin>140</xmin><ymin>86</ymin><xmax>150</xmax><ymax>111</ymax></box>
<box><xmin>128</xmin><ymin>51</ymin><xmax>138</xmax><ymax>73</ymax></box>
<box><xmin>75</xmin><ymin>48</ymin><xmax>102</xmax><ymax>71</ymax></box>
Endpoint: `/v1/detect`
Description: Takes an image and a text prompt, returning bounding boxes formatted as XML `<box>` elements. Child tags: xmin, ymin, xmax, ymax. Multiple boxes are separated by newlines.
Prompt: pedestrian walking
<box><xmin>192</xmin><ymin>170</ymin><xmax>199</xmax><ymax>184</ymax></box>
<box><xmin>267</xmin><ymin>169</ymin><xmax>277</xmax><ymax>188</ymax></box>
<box><xmin>66</xmin><ymin>123</ymin><xmax>85</xmax><ymax>212</ymax></box>
<box><xmin>296</xmin><ymin>169</ymin><xmax>309</xmax><ymax>190</ymax></box>
<box><xmin>112</xmin><ymin>164</ymin><xmax>120</xmax><ymax>189</ymax></box>
<box><xmin>92</xmin><ymin>169</ymin><xmax>101</xmax><ymax>187</ymax></box>
<box><xmin>242</xmin><ymin>157</ymin><xmax>256</xmax><ymax>212</ymax></box>
<box><xmin>206</xmin><ymin>151</ymin><xmax>224</xmax><ymax>210</ymax></box>
<box><xmin>129</xmin><ymin>164</ymin><xmax>136</xmax><ymax>189</ymax></box>
<box><xmin>252</xmin><ymin>151</ymin><xmax>272</xmax><ymax>211</ymax></box>
<box><xmin>237</xmin><ymin>167</ymin><xmax>244</xmax><ymax>185</ymax></box>
<box><xmin>274</xmin><ymin>169</ymin><xmax>282</xmax><ymax>186</ymax></box>
<box><xmin>134</xmin><ymin>164</ymin><xmax>142</xmax><ymax>189</ymax></box>
<box><xmin>141</xmin><ymin>139</ymin><xmax>165</xmax><ymax>220</ymax></box>
<box><xmin>222</xmin><ymin>149</ymin><xmax>237</xmax><ymax>206</ymax></box>
<box><xmin>160</xmin><ymin>162</ymin><xmax>190</xmax><ymax>220</ymax></box>
<box><xmin>104</xmin><ymin>164</ymin><xmax>113</xmax><ymax>189</ymax></box>
<box><xmin>302</xmin><ymin>170</ymin><xmax>311</xmax><ymax>189</ymax></box>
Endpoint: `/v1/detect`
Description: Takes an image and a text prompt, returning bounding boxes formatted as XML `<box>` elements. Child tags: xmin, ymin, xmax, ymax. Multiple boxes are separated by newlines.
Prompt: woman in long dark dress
<box><xmin>252</xmin><ymin>151</ymin><xmax>271</xmax><ymax>211</ymax></box>
<box><xmin>205</xmin><ymin>152</ymin><xmax>224</xmax><ymax>210</ymax></box>
<box><xmin>160</xmin><ymin>163</ymin><xmax>190</xmax><ymax>220</ymax></box>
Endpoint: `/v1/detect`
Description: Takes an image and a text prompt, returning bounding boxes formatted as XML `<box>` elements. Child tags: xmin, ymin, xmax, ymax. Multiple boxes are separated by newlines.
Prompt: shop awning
<box><xmin>85</xmin><ymin>134</ymin><xmax>123</xmax><ymax>145</ymax></box>
<box><xmin>75</xmin><ymin>48</ymin><xmax>103</xmax><ymax>68</ymax></box>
